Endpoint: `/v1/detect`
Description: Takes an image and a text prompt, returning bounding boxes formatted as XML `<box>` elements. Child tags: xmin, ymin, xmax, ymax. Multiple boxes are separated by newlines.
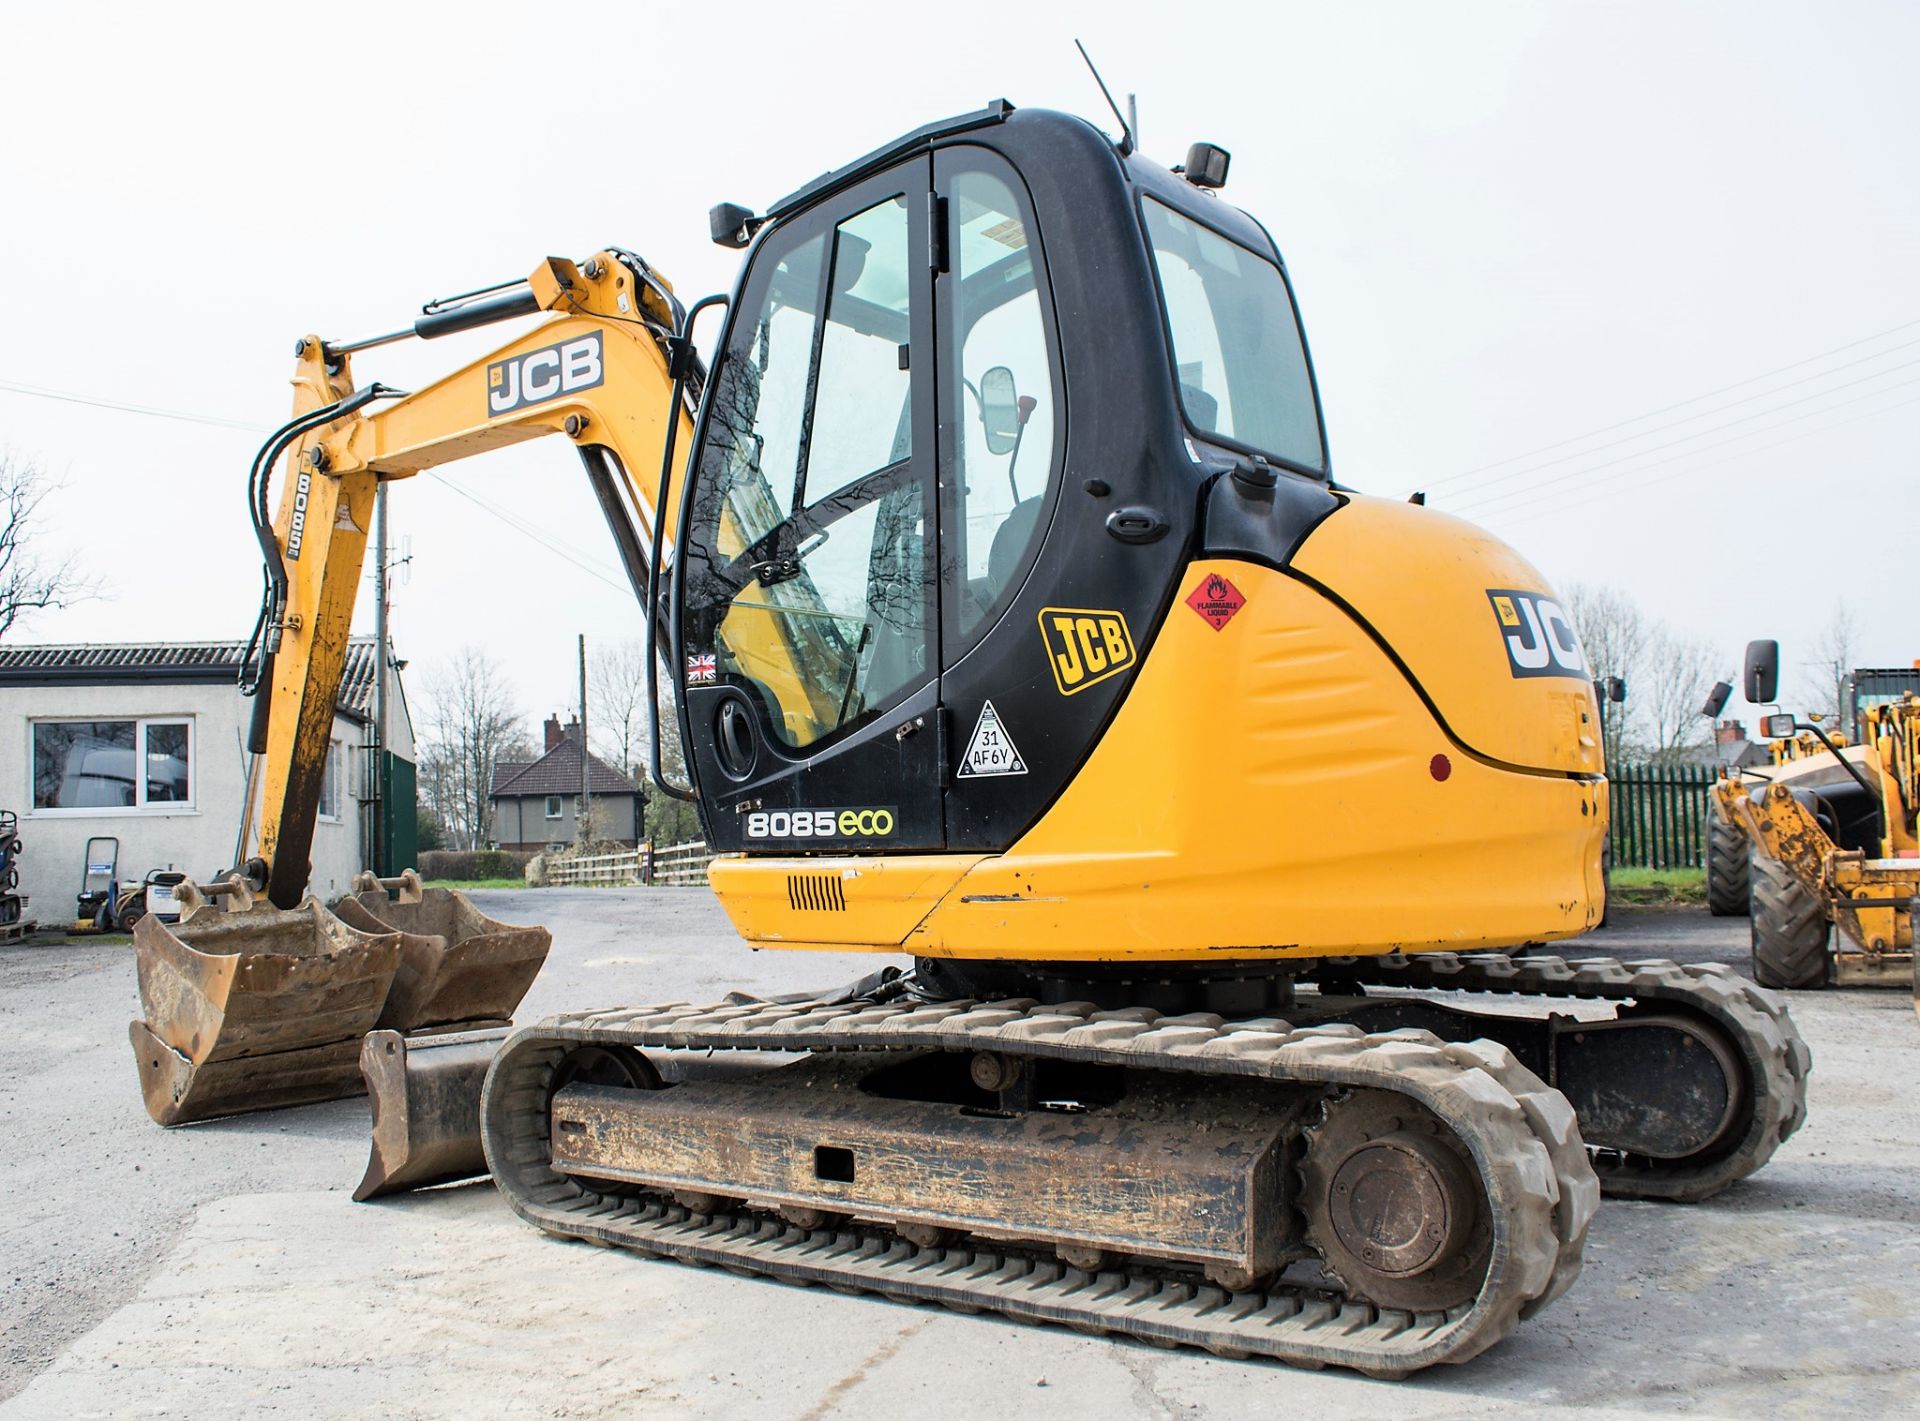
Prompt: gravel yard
<box><xmin>2</xmin><ymin>891</ymin><xmax>1915</xmax><ymax>1419</ymax></box>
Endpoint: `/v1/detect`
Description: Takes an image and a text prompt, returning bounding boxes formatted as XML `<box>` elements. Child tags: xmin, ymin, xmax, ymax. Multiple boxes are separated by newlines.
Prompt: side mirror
<box><xmin>1743</xmin><ymin>639</ymin><xmax>1779</xmax><ymax>705</ymax></box>
<box><xmin>980</xmin><ymin>365</ymin><xmax>1021</xmax><ymax>455</ymax></box>
<box><xmin>1760</xmin><ymin>713</ymin><xmax>1797</xmax><ymax>740</ymax></box>
<box><xmin>1604</xmin><ymin>676</ymin><xmax>1626</xmax><ymax>704</ymax></box>
<box><xmin>1700</xmin><ymin>681</ymin><xmax>1732</xmax><ymax>720</ymax></box>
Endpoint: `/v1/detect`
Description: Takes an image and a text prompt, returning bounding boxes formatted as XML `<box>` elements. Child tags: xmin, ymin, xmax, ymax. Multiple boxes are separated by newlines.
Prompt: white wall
<box><xmin>2</xmin><ymin>681</ymin><xmax>368</xmax><ymax>924</ymax></box>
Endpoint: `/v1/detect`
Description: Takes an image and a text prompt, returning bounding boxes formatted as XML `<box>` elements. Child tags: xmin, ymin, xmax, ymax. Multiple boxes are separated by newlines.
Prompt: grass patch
<box><xmin>420</xmin><ymin>878</ymin><xmax>527</xmax><ymax>891</ymax></box>
<box><xmin>1608</xmin><ymin>866</ymin><xmax>1707</xmax><ymax>906</ymax></box>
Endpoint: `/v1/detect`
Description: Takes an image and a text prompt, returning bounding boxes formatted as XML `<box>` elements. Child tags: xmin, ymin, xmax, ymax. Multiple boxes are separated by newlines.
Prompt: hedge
<box><xmin>417</xmin><ymin>849</ymin><xmax>533</xmax><ymax>882</ymax></box>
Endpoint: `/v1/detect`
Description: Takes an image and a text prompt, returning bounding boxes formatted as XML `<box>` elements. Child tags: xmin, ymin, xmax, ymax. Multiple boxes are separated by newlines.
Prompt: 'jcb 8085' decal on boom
<box><xmin>1039</xmin><ymin>608</ymin><xmax>1135</xmax><ymax>696</ymax></box>
<box><xmin>1487</xmin><ymin>589</ymin><xmax>1587</xmax><ymax>679</ymax></box>
<box><xmin>486</xmin><ymin>333</ymin><xmax>604</xmax><ymax>416</ymax></box>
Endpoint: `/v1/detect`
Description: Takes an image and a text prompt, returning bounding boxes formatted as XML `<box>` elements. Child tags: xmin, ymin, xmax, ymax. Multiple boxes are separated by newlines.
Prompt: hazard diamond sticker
<box><xmin>1185</xmin><ymin>572</ymin><xmax>1247</xmax><ymax>631</ymax></box>
<box><xmin>957</xmin><ymin>700</ymin><xmax>1028</xmax><ymax>777</ymax></box>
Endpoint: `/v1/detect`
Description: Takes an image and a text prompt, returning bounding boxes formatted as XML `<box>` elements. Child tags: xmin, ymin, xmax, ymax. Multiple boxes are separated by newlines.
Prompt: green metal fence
<box><xmin>1608</xmin><ymin>762</ymin><xmax>1716</xmax><ymax>870</ymax></box>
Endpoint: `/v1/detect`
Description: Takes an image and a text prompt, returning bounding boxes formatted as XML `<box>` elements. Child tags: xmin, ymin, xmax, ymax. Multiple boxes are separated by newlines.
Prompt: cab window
<box><xmin>1143</xmin><ymin>196</ymin><xmax>1323</xmax><ymax>473</ymax></box>
<box><xmin>944</xmin><ymin>160</ymin><xmax>1059</xmax><ymax>639</ymax></box>
<box><xmin>684</xmin><ymin>190</ymin><xmax>931</xmax><ymax>752</ymax></box>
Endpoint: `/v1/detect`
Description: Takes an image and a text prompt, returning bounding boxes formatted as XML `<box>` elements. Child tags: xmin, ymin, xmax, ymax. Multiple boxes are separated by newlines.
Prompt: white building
<box><xmin>0</xmin><ymin>638</ymin><xmax>415</xmax><ymax>925</ymax></box>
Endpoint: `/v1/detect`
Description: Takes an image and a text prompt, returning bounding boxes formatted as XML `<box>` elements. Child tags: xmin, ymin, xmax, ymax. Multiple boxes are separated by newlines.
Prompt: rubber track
<box><xmin>1303</xmin><ymin>953</ymin><xmax>1812</xmax><ymax>1202</ymax></box>
<box><xmin>482</xmin><ymin>998</ymin><xmax>1601</xmax><ymax>1376</ymax></box>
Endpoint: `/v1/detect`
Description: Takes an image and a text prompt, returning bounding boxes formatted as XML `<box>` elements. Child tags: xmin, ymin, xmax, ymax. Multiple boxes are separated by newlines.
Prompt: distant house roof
<box><xmin>491</xmin><ymin>738</ymin><xmax>641</xmax><ymax>799</ymax></box>
<box><xmin>489</xmin><ymin>761</ymin><xmax>532</xmax><ymax>795</ymax></box>
<box><xmin>0</xmin><ymin>637</ymin><xmax>388</xmax><ymax>722</ymax></box>
<box><xmin>1671</xmin><ymin>738</ymin><xmax>1771</xmax><ymax>770</ymax></box>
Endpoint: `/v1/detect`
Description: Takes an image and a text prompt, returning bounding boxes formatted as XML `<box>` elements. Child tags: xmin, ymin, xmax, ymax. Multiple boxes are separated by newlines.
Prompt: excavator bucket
<box><xmin>129</xmin><ymin>886</ymin><xmax>403</xmax><ymax>1126</ymax></box>
<box><xmin>336</xmin><ymin>872</ymin><xmax>550</xmax><ymax>1199</ymax></box>
<box><xmin>353</xmin><ymin>1026</ymin><xmax>511</xmax><ymax>1200</ymax></box>
<box><xmin>334</xmin><ymin>871</ymin><xmax>551</xmax><ymax>1033</ymax></box>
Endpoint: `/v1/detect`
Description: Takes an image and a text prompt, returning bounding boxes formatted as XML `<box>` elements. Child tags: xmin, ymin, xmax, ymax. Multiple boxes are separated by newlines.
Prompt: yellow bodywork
<box><xmin>713</xmin><ymin>498</ymin><xmax>1608</xmax><ymax>961</ymax></box>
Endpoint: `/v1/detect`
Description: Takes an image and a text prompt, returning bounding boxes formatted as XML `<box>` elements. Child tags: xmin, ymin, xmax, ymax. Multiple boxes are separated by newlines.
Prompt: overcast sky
<box><xmin>3</xmin><ymin>1</ymin><xmax>1914</xmax><ymax>733</ymax></box>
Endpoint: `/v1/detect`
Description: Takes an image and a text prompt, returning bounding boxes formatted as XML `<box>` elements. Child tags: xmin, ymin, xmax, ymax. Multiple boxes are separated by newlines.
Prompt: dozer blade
<box><xmin>336</xmin><ymin>872</ymin><xmax>551</xmax><ymax>1033</ymax></box>
<box><xmin>355</xmin><ymin>1026</ymin><xmax>510</xmax><ymax>1201</ymax></box>
<box><xmin>129</xmin><ymin>894</ymin><xmax>402</xmax><ymax>1126</ymax></box>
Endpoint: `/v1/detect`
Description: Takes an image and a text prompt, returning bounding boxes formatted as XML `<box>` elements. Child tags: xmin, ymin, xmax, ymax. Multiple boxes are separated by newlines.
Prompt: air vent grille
<box><xmin>786</xmin><ymin>873</ymin><xmax>847</xmax><ymax>912</ymax></box>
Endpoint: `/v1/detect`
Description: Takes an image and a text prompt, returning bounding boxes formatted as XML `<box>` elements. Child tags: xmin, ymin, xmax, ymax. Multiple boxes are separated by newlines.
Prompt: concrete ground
<box><xmin>2</xmin><ymin>891</ymin><xmax>1916</xmax><ymax>1419</ymax></box>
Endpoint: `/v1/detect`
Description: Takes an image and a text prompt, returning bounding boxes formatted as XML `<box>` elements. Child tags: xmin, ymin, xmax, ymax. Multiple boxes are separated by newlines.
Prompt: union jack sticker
<box><xmin>686</xmin><ymin>653</ymin><xmax>717</xmax><ymax>686</ymax></box>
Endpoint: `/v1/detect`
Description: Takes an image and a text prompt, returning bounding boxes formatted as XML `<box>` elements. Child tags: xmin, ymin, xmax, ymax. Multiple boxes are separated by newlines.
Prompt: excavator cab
<box><xmin>673</xmin><ymin>104</ymin><xmax>1326</xmax><ymax>859</ymax></box>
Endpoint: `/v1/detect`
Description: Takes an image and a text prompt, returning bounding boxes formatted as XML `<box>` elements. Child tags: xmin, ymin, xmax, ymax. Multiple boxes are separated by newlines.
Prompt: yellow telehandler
<box><xmin>1708</xmin><ymin>642</ymin><xmax>1918</xmax><ymax>997</ymax></box>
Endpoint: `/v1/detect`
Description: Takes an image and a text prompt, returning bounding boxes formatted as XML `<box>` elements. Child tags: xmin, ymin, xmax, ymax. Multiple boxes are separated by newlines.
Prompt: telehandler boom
<box><xmin>136</xmin><ymin>102</ymin><xmax>1808</xmax><ymax>1374</ymax></box>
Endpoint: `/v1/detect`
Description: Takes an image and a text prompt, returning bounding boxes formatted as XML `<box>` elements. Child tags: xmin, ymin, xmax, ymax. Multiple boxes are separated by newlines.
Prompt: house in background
<box><xmin>490</xmin><ymin>714</ymin><xmax>644</xmax><ymax>852</ymax></box>
<box><xmin>0</xmin><ymin>636</ymin><xmax>416</xmax><ymax>921</ymax></box>
<box><xmin>1677</xmin><ymin>720</ymin><xmax>1773</xmax><ymax>771</ymax></box>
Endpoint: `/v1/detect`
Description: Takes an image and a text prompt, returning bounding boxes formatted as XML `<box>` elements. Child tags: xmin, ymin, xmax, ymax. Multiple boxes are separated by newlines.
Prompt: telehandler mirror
<box><xmin>1760</xmin><ymin>713</ymin><xmax>1797</xmax><ymax>740</ymax></box>
<box><xmin>980</xmin><ymin>365</ymin><xmax>1021</xmax><ymax>455</ymax></box>
<box><xmin>1700</xmin><ymin>681</ymin><xmax>1732</xmax><ymax>719</ymax></box>
<box><xmin>1743</xmin><ymin>640</ymin><xmax>1779</xmax><ymax>704</ymax></box>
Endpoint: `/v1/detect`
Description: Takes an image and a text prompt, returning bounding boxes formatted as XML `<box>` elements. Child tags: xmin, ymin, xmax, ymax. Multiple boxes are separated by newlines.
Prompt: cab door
<box><xmin>677</xmin><ymin>161</ymin><xmax>943</xmax><ymax>854</ymax></box>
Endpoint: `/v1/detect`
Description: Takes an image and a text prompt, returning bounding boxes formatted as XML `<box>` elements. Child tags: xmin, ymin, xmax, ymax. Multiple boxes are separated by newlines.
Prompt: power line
<box><xmin>0</xmin><ymin>374</ymin><xmax>632</xmax><ymax>591</ymax></box>
<box><xmin>1481</xmin><ymin>387</ymin><xmax>1920</xmax><ymax>531</ymax></box>
<box><xmin>420</xmin><ymin>472</ymin><xmax>630</xmax><ymax>592</ymax></box>
<box><xmin>0</xmin><ymin>377</ymin><xmax>263</xmax><ymax>431</ymax></box>
<box><xmin>1419</xmin><ymin>314</ymin><xmax>1920</xmax><ymax>493</ymax></box>
<box><xmin>1434</xmin><ymin>339</ymin><xmax>1920</xmax><ymax>502</ymax></box>
<box><xmin>1451</xmin><ymin>361</ymin><xmax>1920</xmax><ymax>520</ymax></box>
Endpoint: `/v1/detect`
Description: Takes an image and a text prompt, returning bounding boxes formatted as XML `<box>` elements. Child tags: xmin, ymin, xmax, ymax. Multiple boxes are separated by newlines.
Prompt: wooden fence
<box><xmin>1608</xmin><ymin>763</ymin><xmax>1717</xmax><ymax>870</ymax></box>
<box><xmin>543</xmin><ymin>839</ymin><xmax>715</xmax><ymax>888</ymax></box>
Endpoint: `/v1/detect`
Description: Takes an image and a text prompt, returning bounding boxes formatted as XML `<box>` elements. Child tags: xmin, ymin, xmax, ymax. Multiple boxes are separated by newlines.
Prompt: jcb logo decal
<box><xmin>1039</xmin><ymin>607</ymin><xmax>1135</xmax><ymax>696</ymax></box>
<box><xmin>486</xmin><ymin>333</ymin><xmax>604</xmax><ymax>416</ymax></box>
<box><xmin>1488</xmin><ymin>589</ymin><xmax>1587</xmax><ymax>679</ymax></box>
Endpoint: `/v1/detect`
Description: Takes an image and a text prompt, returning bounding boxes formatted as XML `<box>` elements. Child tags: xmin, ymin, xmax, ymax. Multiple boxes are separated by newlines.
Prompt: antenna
<box><xmin>1074</xmin><ymin>39</ymin><xmax>1135</xmax><ymax>156</ymax></box>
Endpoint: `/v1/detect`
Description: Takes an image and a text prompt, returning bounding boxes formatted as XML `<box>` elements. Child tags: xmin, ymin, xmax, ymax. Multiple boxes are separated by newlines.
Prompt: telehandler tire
<box><xmin>1706</xmin><ymin>815</ymin><xmax>1752</xmax><ymax>917</ymax></box>
<box><xmin>1750</xmin><ymin>858</ymin><xmax>1829</xmax><ymax>990</ymax></box>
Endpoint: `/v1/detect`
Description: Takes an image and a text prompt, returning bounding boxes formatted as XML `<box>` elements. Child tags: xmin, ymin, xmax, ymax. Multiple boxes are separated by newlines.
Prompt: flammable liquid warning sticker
<box><xmin>1185</xmin><ymin>572</ymin><xmax>1247</xmax><ymax>630</ymax></box>
<box><xmin>957</xmin><ymin>699</ymin><xmax>1027</xmax><ymax>777</ymax></box>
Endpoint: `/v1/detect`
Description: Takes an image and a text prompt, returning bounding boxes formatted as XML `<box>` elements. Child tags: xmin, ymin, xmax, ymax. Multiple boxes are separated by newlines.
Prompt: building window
<box><xmin>32</xmin><ymin>718</ymin><xmax>194</xmax><ymax>812</ymax></box>
<box><xmin>544</xmin><ymin>794</ymin><xmax>562</xmax><ymax>820</ymax></box>
<box><xmin>318</xmin><ymin>740</ymin><xmax>342</xmax><ymax>821</ymax></box>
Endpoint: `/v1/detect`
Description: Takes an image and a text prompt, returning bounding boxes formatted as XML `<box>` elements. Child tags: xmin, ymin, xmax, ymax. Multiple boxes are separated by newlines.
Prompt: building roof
<box><xmin>489</xmin><ymin>761</ymin><xmax>532</xmax><ymax>795</ymax></box>
<box><xmin>0</xmin><ymin>636</ymin><xmax>388</xmax><ymax>721</ymax></box>
<box><xmin>491</xmin><ymin>738</ymin><xmax>641</xmax><ymax>799</ymax></box>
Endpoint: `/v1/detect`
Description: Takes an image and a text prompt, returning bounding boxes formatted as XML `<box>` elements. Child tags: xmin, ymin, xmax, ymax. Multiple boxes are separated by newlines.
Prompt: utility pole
<box><xmin>372</xmin><ymin>482</ymin><xmax>389</xmax><ymax>875</ymax></box>
<box><xmin>578</xmin><ymin>632</ymin><xmax>591</xmax><ymax>848</ymax></box>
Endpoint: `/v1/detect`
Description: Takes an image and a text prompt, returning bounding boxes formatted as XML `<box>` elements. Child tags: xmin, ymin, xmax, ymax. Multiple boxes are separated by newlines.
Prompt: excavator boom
<box><xmin>250</xmin><ymin>252</ymin><xmax>689</xmax><ymax>907</ymax></box>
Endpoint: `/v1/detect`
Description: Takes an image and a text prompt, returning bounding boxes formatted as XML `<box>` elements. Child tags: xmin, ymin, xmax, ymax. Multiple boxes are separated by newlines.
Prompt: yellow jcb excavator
<box><xmin>134</xmin><ymin>102</ymin><xmax>1809</xmax><ymax>1375</ymax></box>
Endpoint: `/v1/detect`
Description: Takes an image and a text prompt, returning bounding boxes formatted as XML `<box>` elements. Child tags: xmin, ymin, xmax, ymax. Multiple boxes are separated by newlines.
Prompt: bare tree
<box><xmin>418</xmin><ymin>647</ymin><xmax>531</xmax><ymax>850</ymax></box>
<box><xmin>1564</xmin><ymin>582</ymin><xmax>1722</xmax><ymax>764</ymax></box>
<box><xmin>1798</xmin><ymin>603</ymin><xmax>1857</xmax><ymax>726</ymax></box>
<box><xmin>1564</xmin><ymin>583</ymin><xmax>1649</xmax><ymax>766</ymax></box>
<box><xmin>589</xmin><ymin>639</ymin><xmax>650</xmax><ymax>779</ymax></box>
<box><xmin>0</xmin><ymin>449</ymin><xmax>96</xmax><ymax>640</ymax></box>
<box><xmin>588</xmin><ymin>636</ymin><xmax>705</xmax><ymax>843</ymax></box>
<box><xmin>1640</xmin><ymin>630</ymin><xmax>1721</xmax><ymax>762</ymax></box>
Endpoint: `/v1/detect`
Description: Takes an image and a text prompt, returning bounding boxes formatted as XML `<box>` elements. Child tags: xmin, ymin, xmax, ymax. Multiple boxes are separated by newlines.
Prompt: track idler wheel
<box><xmin>1302</xmin><ymin>1089</ymin><xmax>1491</xmax><ymax>1312</ymax></box>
